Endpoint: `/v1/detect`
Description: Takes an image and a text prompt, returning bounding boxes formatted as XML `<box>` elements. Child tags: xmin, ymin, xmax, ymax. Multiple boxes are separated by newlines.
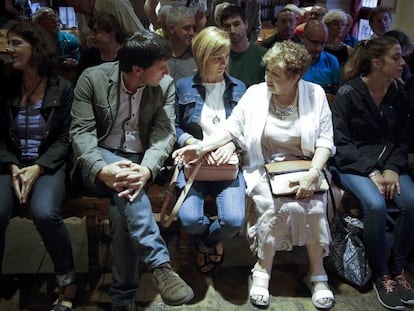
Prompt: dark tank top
<box><xmin>324</xmin><ymin>45</ymin><xmax>349</xmax><ymax>67</ymax></box>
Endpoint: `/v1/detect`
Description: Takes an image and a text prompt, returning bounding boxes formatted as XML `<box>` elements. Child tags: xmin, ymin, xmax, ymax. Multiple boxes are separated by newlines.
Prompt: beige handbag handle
<box><xmin>160</xmin><ymin>162</ymin><xmax>202</xmax><ymax>227</ymax></box>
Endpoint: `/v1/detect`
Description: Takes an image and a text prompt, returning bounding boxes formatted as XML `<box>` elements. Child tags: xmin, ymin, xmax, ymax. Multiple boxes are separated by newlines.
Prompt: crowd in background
<box><xmin>1</xmin><ymin>1</ymin><xmax>414</xmax><ymax>311</ymax></box>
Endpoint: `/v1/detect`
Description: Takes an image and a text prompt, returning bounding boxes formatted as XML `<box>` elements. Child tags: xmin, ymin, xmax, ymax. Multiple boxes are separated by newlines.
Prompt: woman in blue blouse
<box><xmin>175</xmin><ymin>26</ymin><xmax>246</xmax><ymax>273</ymax></box>
<box><xmin>0</xmin><ymin>22</ymin><xmax>76</xmax><ymax>311</ymax></box>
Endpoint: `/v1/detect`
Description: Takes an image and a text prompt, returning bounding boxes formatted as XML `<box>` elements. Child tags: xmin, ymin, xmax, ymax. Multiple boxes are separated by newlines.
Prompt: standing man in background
<box><xmin>66</xmin><ymin>0</ymin><xmax>144</xmax><ymax>47</ymax></box>
<box><xmin>144</xmin><ymin>0</ymin><xmax>207</xmax><ymax>32</ymax></box>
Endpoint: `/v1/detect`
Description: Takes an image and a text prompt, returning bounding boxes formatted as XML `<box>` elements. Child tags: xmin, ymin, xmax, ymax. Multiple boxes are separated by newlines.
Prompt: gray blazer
<box><xmin>70</xmin><ymin>61</ymin><xmax>176</xmax><ymax>183</ymax></box>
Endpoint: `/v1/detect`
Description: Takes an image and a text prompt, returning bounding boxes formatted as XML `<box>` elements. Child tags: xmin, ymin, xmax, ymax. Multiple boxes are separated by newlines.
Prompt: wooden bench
<box><xmin>10</xmin><ymin>174</ymin><xmax>219</xmax><ymax>272</ymax></box>
<box><xmin>11</xmin><ymin>182</ymin><xmax>171</xmax><ymax>271</ymax></box>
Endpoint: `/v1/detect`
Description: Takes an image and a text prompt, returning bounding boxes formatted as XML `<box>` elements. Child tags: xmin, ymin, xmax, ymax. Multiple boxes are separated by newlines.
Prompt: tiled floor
<box><xmin>1</xmin><ymin>217</ymin><xmax>414</xmax><ymax>311</ymax></box>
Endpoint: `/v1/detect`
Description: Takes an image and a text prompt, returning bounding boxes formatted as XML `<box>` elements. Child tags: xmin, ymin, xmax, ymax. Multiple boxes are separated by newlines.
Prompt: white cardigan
<box><xmin>222</xmin><ymin>80</ymin><xmax>335</xmax><ymax>194</ymax></box>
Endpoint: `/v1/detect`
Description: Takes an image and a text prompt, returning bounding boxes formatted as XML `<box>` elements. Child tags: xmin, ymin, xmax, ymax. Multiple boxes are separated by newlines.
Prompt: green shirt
<box><xmin>229</xmin><ymin>43</ymin><xmax>267</xmax><ymax>88</ymax></box>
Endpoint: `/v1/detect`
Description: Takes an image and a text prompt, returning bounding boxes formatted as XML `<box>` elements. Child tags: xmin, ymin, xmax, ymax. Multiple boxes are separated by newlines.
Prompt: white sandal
<box><xmin>249</xmin><ymin>270</ymin><xmax>270</xmax><ymax>308</ymax></box>
<box><xmin>305</xmin><ymin>274</ymin><xmax>334</xmax><ymax>309</ymax></box>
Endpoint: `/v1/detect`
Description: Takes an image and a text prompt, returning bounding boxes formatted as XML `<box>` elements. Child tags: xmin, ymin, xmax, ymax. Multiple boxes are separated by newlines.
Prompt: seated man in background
<box><xmin>261</xmin><ymin>7</ymin><xmax>300</xmax><ymax>49</ymax></box>
<box><xmin>301</xmin><ymin>19</ymin><xmax>340</xmax><ymax>106</ymax></box>
<box><xmin>368</xmin><ymin>6</ymin><xmax>392</xmax><ymax>38</ymax></box>
<box><xmin>165</xmin><ymin>6</ymin><xmax>197</xmax><ymax>81</ymax></box>
<box><xmin>294</xmin><ymin>3</ymin><xmax>327</xmax><ymax>37</ymax></box>
<box><xmin>33</xmin><ymin>7</ymin><xmax>80</xmax><ymax>68</ymax></box>
<box><xmin>221</xmin><ymin>5</ymin><xmax>266</xmax><ymax>87</ymax></box>
<box><xmin>208</xmin><ymin>0</ymin><xmax>261</xmax><ymax>43</ymax></box>
<box><xmin>75</xmin><ymin>12</ymin><xmax>128</xmax><ymax>81</ymax></box>
<box><xmin>70</xmin><ymin>30</ymin><xmax>194</xmax><ymax>311</ymax></box>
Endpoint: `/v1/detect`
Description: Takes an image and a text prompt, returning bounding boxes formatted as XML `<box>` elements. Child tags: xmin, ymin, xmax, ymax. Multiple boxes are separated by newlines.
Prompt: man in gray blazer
<box><xmin>70</xmin><ymin>30</ymin><xmax>193</xmax><ymax>311</ymax></box>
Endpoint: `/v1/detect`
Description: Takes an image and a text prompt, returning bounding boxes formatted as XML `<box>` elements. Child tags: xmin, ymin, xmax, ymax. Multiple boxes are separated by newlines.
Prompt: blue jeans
<box><xmin>0</xmin><ymin>168</ymin><xmax>75</xmax><ymax>286</ymax></box>
<box><xmin>176</xmin><ymin>170</ymin><xmax>246</xmax><ymax>248</ymax></box>
<box><xmin>331</xmin><ymin>166</ymin><xmax>414</xmax><ymax>277</ymax></box>
<box><xmin>79</xmin><ymin>148</ymin><xmax>170</xmax><ymax>307</ymax></box>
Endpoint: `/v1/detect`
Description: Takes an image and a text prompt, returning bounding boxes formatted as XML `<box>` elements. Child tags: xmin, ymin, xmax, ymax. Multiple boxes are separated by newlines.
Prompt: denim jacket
<box><xmin>175</xmin><ymin>72</ymin><xmax>246</xmax><ymax>147</ymax></box>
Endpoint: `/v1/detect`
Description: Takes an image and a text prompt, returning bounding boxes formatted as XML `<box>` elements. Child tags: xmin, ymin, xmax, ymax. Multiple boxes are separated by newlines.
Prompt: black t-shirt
<box><xmin>76</xmin><ymin>47</ymin><xmax>119</xmax><ymax>81</ymax></box>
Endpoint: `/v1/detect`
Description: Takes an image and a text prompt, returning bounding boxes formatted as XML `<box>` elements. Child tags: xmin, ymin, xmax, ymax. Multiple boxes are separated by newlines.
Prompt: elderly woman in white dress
<box><xmin>173</xmin><ymin>40</ymin><xmax>335</xmax><ymax>309</ymax></box>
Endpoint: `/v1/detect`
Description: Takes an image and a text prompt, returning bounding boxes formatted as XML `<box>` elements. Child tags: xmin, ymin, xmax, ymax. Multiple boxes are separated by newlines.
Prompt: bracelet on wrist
<box><xmin>369</xmin><ymin>170</ymin><xmax>381</xmax><ymax>177</ymax></box>
<box><xmin>310</xmin><ymin>167</ymin><xmax>322</xmax><ymax>176</ymax></box>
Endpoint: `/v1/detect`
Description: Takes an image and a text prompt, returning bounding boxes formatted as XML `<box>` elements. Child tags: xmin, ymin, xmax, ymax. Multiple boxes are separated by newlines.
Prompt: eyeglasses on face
<box><xmin>304</xmin><ymin>34</ymin><xmax>327</xmax><ymax>47</ymax></box>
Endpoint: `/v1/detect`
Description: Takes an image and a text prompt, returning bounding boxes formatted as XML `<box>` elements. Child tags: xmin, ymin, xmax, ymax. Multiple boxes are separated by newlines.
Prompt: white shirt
<box><xmin>100</xmin><ymin>76</ymin><xmax>145</xmax><ymax>153</ymax></box>
<box><xmin>200</xmin><ymin>81</ymin><xmax>226</xmax><ymax>138</ymax></box>
<box><xmin>222</xmin><ymin>80</ymin><xmax>335</xmax><ymax>194</ymax></box>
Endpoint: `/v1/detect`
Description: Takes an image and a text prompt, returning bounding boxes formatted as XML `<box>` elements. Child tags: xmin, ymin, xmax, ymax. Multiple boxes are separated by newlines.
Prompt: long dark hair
<box><xmin>343</xmin><ymin>36</ymin><xmax>399</xmax><ymax>81</ymax></box>
<box><xmin>8</xmin><ymin>21</ymin><xmax>57</xmax><ymax>77</ymax></box>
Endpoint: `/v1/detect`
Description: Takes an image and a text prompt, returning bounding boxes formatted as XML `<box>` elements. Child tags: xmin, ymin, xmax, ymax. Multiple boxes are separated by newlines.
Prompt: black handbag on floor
<box><xmin>323</xmin><ymin>172</ymin><xmax>372</xmax><ymax>287</ymax></box>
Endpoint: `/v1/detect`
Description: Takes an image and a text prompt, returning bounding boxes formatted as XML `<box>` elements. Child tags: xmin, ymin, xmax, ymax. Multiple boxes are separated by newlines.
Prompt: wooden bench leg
<box><xmin>85</xmin><ymin>214</ymin><xmax>100</xmax><ymax>271</ymax></box>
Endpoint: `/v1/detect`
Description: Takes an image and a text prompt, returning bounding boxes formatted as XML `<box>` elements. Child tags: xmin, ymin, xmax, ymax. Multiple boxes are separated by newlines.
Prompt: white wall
<box><xmin>393</xmin><ymin>0</ymin><xmax>414</xmax><ymax>41</ymax></box>
<box><xmin>326</xmin><ymin>0</ymin><xmax>351</xmax><ymax>12</ymax></box>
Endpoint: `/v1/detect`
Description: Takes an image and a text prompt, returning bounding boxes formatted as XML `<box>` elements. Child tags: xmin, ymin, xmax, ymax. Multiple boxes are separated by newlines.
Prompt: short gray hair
<box><xmin>32</xmin><ymin>7</ymin><xmax>55</xmax><ymax>24</ymax></box>
<box><xmin>165</xmin><ymin>6</ymin><xmax>194</xmax><ymax>26</ymax></box>
<box><xmin>323</xmin><ymin>9</ymin><xmax>347</xmax><ymax>24</ymax></box>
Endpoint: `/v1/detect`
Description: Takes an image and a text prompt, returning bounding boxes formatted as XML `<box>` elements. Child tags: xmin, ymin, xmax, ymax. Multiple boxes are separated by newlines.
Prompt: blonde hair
<box><xmin>192</xmin><ymin>26</ymin><xmax>230</xmax><ymax>74</ymax></box>
<box><xmin>262</xmin><ymin>40</ymin><xmax>311</xmax><ymax>78</ymax></box>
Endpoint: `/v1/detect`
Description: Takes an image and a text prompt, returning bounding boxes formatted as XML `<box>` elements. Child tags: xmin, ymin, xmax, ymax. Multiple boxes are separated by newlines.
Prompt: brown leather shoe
<box><xmin>152</xmin><ymin>262</ymin><xmax>194</xmax><ymax>305</ymax></box>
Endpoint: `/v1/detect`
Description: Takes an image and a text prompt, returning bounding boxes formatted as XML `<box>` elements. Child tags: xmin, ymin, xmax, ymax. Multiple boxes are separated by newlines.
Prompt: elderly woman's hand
<box><xmin>207</xmin><ymin>142</ymin><xmax>236</xmax><ymax>165</ymax></box>
<box><xmin>290</xmin><ymin>168</ymin><xmax>320</xmax><ymax>200</ymax></box>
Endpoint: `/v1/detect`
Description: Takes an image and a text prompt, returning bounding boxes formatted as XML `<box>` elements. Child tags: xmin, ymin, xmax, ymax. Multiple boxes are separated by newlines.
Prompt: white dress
<box><xmin>222</xmin><ymin>81</ymin><xmax>334</xmax><ymax>259</ymax></box>
<box><xmin>247</xmin><ymin>109</ymin><xmax>331</xmax><ymax>259</ymax></box>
